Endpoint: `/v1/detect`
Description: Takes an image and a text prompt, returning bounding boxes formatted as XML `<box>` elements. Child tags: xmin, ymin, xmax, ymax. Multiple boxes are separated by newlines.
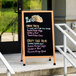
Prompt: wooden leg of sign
<box><xmin>53</xmin><ymin>56</ymin><xmax>56</xmax><ymax>65</ymax></box>
<box><xmin>23</xmin><ymin>56</ymin><xmax>25</xmax><ymax>66</ymax></box>
<box><xmin>21</xmin><ymin>41</ymin><xmax>23</xmax><ymax>62</ymax></box>
<box><xmin>23</xmin><ymin>64</ymin><xmax>26</xmax><ymax>66</ymax></box>
<box><xmin>53</xmin><ymin>49</ymin><xmax>56</xmax><ymax>65</ymax></box>
<box><xmin>23</xmin><ymin>36</ymin><xmax>26</xmax><ymax>66</ymax></box>
<box><xmin>22</xmin><ymin>12</ymin><xmax>26</xmax><ymax>66</ymax></box>
<box><xmin>23</xmin><ymin>58</ymin><xmax>25</xmax><ymax>66</ymax></box>
<box><xmin>22</xmin><ymin>46</ymin><xmax>26</xmax><ymax>66</ymax></box>
<box><xmin>21</xmin><ymin>29</ymin><xmax>23</xmax><ymax>62</ymax></box>
<box><xmin>52</xmin><ymin>11</ymin><xmax>56</xmax><ymax>65</ymax></box>
<box><xmin>49</xmin><ymin>56</ymin><xmax>51</xmax><ymax>61</ymax></box>
<box><xmin>21</xmin><ymin>46</ymin><xmax>23</xmax><ymax>62</ymax></box>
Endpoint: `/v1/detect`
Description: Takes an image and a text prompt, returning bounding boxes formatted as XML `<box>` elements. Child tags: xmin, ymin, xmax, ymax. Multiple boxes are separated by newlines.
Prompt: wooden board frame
<box><xmin>21</xmin><ymin>10</ymin><xmax>56</xmax><ymax>65</ymax></box>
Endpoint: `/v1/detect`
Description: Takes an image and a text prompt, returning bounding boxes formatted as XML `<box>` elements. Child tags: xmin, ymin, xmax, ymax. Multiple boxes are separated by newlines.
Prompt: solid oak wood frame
<box><xmin>21</xmin><ymin>10</ymin><xmax>56</xmax><ymax>65</ymax></box>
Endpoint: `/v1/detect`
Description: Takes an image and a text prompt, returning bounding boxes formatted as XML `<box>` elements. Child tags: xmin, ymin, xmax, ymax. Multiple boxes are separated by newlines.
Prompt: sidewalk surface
<box><xmin>0</xmin><ymin>52</ymin><xmax>76</xmax><ymax>74</ymax></box>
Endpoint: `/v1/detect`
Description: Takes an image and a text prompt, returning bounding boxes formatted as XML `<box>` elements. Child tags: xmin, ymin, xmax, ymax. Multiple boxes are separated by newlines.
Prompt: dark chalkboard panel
<box><xmin>21</xmin><ymin>11</ymin><xmax>55</xmax><ymax>65</ymax></box>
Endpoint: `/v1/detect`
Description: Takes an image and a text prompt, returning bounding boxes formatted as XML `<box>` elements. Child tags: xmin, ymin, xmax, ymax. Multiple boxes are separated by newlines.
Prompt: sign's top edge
<box><xmin>22</xmin><ymin>10</ymin><xmax>53</xmax><ymax>13</ymax></box>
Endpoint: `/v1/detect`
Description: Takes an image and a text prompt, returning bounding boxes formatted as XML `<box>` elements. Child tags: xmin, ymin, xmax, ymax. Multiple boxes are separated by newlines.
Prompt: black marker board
<box><xmin>22</xmin><ymin>11</ymin><xmax>55</xmax><ymax>57</ymax></box>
